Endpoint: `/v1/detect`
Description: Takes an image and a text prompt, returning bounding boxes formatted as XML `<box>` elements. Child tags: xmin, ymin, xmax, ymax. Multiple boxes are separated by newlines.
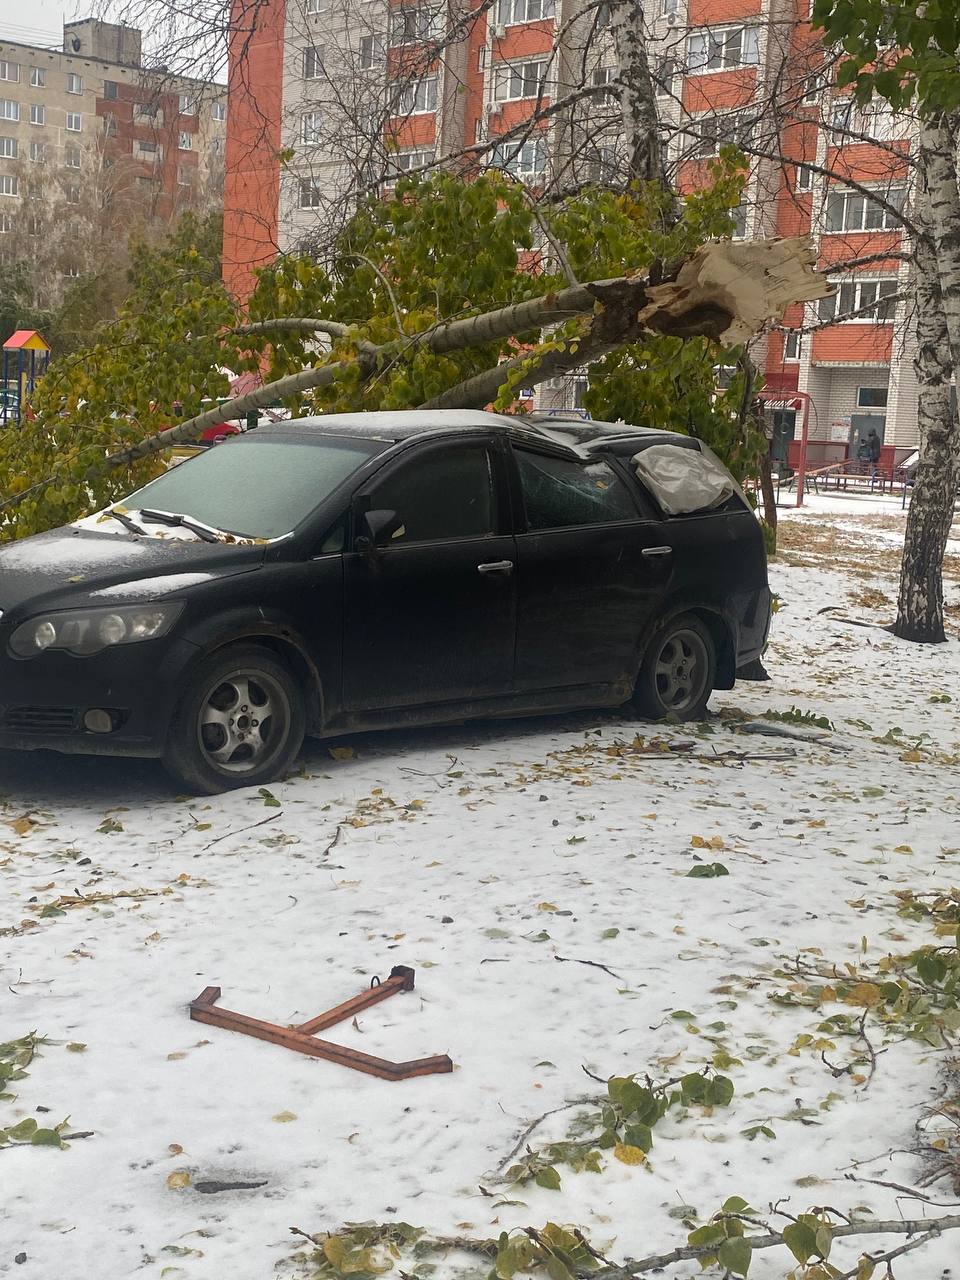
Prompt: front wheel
<box><xmin>163</xmin><ymin>644</ymin><xmax>306</xmax><ymax>794</ymax></box>
<box><xmin>633</xmin><ymin>613</ymin><xmax>715</xmax><ymax>722</ymax></box>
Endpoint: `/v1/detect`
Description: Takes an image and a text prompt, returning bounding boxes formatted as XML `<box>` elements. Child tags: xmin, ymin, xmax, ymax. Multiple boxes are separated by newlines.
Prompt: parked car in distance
<box><xmin>0</xmin><ymin>411</ymin><xmax>771</xmax><ymax>793</ymax></box>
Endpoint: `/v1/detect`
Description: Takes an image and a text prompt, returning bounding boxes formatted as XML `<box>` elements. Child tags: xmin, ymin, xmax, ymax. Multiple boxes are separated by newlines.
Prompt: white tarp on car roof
<box><xmin>632</xmin><ymin>443</ymin><xmax>737</xmax><ymax>515</ymax></box>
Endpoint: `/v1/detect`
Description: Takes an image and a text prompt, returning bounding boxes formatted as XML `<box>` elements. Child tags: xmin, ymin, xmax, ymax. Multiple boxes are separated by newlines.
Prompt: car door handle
<box><xmin>477</xmin><ymin>560</ymin><xmax>514</xmax><ymax>575</ymax></box>
<box><xmin>642</xmin><ymin>546</ymin><xmax>673</xmax><ymax>558</ymax></box>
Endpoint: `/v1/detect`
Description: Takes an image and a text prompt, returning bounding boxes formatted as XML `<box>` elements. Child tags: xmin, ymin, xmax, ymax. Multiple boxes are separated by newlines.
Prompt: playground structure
<box><xmin>1</xmin><ymin>330</ymin><xmax>51</xmax><ymax>427</ymax></box>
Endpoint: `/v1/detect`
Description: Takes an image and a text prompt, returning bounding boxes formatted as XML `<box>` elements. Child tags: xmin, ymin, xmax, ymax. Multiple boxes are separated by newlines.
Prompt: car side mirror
<box><xmin>357</xmin><ymin>508</ymin><xmax>402</xmax><ymax>555</ymax></box>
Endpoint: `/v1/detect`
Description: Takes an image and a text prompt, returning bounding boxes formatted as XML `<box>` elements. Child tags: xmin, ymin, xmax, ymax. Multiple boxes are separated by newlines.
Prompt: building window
<box><xmin>136</xmin><ymin>139</ymin><xmax>158</xmax><ymax>156</ymax></box>
<box><xmin>654</xmin><ymin>58</ymin><xmax>676</xmax><ymax>97</ymax></box>
<box><xmin>103</xmin><ymin>112</ymin><xmax>118</xmax><ymax>136</ymax></box>
<box><xmin>390</xmin><ymin>7</ymin><xmax>444</xmax><ymax>45</ymax></box>
<box><xmin>397</xmin><ymin>76</ymin><xmax>438</xmax><ymax>114</ymax></box>
<box><xmin>29</xmin><ymin>140</ymin><xmax>45</xmax><ymax>161</ymax></box>
<box><xmin>693</xmin><ymin>111</ymin><xmax>753</xmax><ymax>158</ymax></box>
<box><xmin>64</xmin><ymin>263</ymin><xmax>82</xmax><ymax>278</ymax></box>
<box><xmin>65</xmin><ymin>183</ymin><xmax>80</xmax><ymax>203</ymax></box>
<box><xmin>64</xmin><ymin>144</ymin><xmax>82</xmax><ymax>168</ymax></box>
<box><xmin>591</xmin><ymin>66</ymin><xmax>617</xmax><ymax>102</ymax></box>
<box><xmin>795</xmin><ymin>163</ymin><xmax>813</xmax><ymax>191</ymax></box>
<box><xmin>493</xmin><ymin>59</ymin><xmax>547</xmax><ymax>101</ymax></box>
<box><xmin>178</xmin><ymin>130</ymin><xmax>193</xmax><ymax>150</ymax></box>
<box><xmin>497</xmin><ymin>0</ymin><xmax>555</xmax><ymax>25</ymax></box>
<box><xmin>134</xmin><ymin>102</ymin><xmax>162</xmax><ymax>125</ymax></box>
<box><xmin>660</xmin><ymin>0</ymin><xmax>679</xmax><ymax>13</ymax></box>
<box><xmin>212</xmin><ymin>99</ymin><xmax>225</xmax><ymax>121</ymax></box>
<box><xmin>298</xmin><ymin>177</ymin><xmax>322</xmax><ymax>207</ymax></box>
<box><xmin>0</xmin><ymin>61</ymin><xmax>20</xmax><ymax>83</ymax></box>
<box><xmin>829</xmin><ymin>98</ymin><xmax>902</xmax><ymax>141</ymax></box>
<box><xmin>802</xmin><ymin>72</ymin><xmax>821</xmax><ymax>104</ymax></box>
<box><xmin>731</xmin><ymin>198</ymin><xmax>749</xmax><ymax>239</ymax></box>
<box><xmin>857</xmin><ymin>386</ymin><xmax>888</xmax><ymax>408</ymax></box>
<box><xmin>824</xmin><ymin>186</ymin><xmax>905</xmax><ymax>233</ymax></box>
<box><xmin>491</xmin><ymin>136</ymin><xmax>546</xmax><ymax>178</ymax></box>
<box><xmin>784</xmin><ymin>331</ymin><xmax>801</xmax><ymax>361</ymax></box>
<box><xmin>687</xmin><ymin>26</ymin><xmax>760</xmax><ymax>73</ymax></box>
<box><xmin>0</xmin><ymin>212</ymin><xmax>12</xmax><ymax>232</ymax></box>
<box><xmin>358</xmin><ymin>36</ymin><xmax>384</xmax><ymax>69</ymax></box>
<box><xmin>303</xmin><ymin>45</ymin><xmax>325</xmax><ymax>78</ymax></box>
<box><xmin>177</xmin><ymin>165</ymin><xmax>192</xmax><ymax>186</ymax></box>
<box><xmin>103</xmin><ymin>79</ymin><xmax>118</xmax><ymax>100</ymax></box>
<box><xmin>0</xmin><ymin>174</ymin><xmax>19</xmax><ymax>196</ymax></box>
<box><xmin>388</xmin><ymin>147</ymin><xmax>435</xmax><ymax>179</ymax></box>
<box><xmin>178</xmin><ymin>93</ymin><xmax>197</xmax><ymax>116</ymax></box>
<box><xmin>0</xmin><ymin>136</ymin><xmax>17</xmax><ymax>158</ymax></box>
<box><xmin>27</xmin><ymin>214</ymin><xmax>41</xmax><ymax>235</ymax></box>
<box><xmin>30</xmin><ymin>66</ymin><xmax>45</xmax><ymax>88</ymax></box>
<box><xmin>66</xmin><ymin>112</ymin><xmax>82</xmax><ymax>132</ymax></box>
<box><xmin>67</xmin><ymin>72</ymin><xmax>83</xmax><ymax>94</ymax></box>
<box><xmin>0</xmin><ymin>99</ymin><xmax>20</xmax><ymax>122</ymax></box>
<box><xmin>818</xmin><ymin>277</ymin><xmax>899</xmax><ymax>324</ymax></box>
<box><xmin>301</xmin><ymin>111</ymin><xmax>321</xmax><ymax>143</ymax></box>
<box><xmin>306</xmin><ymin>0</ymin><xmax>325</xmax><ymax>11</ymax></box>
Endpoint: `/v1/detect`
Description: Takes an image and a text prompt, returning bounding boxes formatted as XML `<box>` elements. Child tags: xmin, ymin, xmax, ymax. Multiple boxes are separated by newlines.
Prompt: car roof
<box><xmin>245</xmin><ymin>410</ymin><xmax>691</xmax><ymax>457</ymax></box>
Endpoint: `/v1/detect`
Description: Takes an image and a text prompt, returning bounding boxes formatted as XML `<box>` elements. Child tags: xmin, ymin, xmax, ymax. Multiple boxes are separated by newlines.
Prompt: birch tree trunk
<box><xmin>609</xmin><ymin>0</ymin><xmax>667</xmax><ymax>187</ymax></box>
<box><xmin>894</xmin><ymin>111</ymin><xmax>960</xmax><ymax>643</ymax></box>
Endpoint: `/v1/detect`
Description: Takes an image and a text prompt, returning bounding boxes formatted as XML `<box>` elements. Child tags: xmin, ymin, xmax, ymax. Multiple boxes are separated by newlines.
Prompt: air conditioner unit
<box><xmin>665</xmin><ymin>12</ymin><xmax>678</xmax><ymax>25</ymax></box>
<box><xmin>490</xmin><ymin>22</ymin><xmax>506</xmax><ymax>39</ymax></box>
<box><xmin>485</xmin><ymin>99</ymin><xmax>498</xmax><ymax>115</ymax></box>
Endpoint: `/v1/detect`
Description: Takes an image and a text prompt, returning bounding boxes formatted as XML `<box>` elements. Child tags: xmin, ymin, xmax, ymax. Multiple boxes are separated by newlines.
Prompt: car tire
<box><xmin>633</xmin><ymin>613</ymin><xmax>716</xmax><ymax>722</ymax></box>
<box><xmin>163</xmin><ymin>644</ymin><xmax>306</xmax><ymax>794</ymax></box>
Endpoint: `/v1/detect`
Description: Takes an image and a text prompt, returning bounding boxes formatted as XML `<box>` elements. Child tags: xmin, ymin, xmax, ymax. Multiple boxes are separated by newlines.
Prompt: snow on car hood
<box><xmin>0</xmin><ymin>525</ymin><xmax>264</xmax><ymax>618</ymax></box>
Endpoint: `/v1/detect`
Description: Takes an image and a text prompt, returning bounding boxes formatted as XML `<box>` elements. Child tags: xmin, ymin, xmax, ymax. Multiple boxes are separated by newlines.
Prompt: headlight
<box><xmin>9</xmin><ymin>603</ymin><xmax>184</xmax><ymax>658</ymax></box>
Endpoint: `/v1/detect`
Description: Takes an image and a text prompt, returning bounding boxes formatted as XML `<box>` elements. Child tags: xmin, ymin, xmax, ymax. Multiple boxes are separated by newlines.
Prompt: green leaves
<box><xmin>812</xmin><ymin>0</ymin><xmax>960</xmax><ymax>113</ymax></box>
<box><xmin>783</xmin><ymin>1214</ymin><xmax>833</xmax><ymax>1265</ymax></box>
<box><xmin>686</xmin><ymin>863</ymin><xmax>730</xmax><ymax>879</ymax></box>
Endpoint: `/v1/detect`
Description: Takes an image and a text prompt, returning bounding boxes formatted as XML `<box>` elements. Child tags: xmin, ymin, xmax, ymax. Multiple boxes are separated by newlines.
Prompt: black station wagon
<box><xmin>0</xmin><ymin>411</ymin><xmax>770</xmax><ymax>792</ymax></box>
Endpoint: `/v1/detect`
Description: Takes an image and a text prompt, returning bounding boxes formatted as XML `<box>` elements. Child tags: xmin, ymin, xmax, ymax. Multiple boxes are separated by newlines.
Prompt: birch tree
<box><xmin>812</xmin><ymin>0</ymin><xmax>960</xmax><ymax>643</ymax></box>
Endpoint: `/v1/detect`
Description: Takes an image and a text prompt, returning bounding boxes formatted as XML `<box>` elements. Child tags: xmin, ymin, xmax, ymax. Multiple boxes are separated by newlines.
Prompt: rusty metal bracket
<box><xmin>189</xmin><ymin>965</ymin><xmax>453</xmax><ymax>1081</ymax></box>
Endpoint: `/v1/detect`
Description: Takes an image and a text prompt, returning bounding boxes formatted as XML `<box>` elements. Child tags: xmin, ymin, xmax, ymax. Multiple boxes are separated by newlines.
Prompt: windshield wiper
<box><xmin>137</xmin><ymin>508</ymin><xmax>221</xmax><ymax>543</ymax></box>
<box><xmin>104</xmin><ymin>508</ymin><xmax>147</xmax><ymax>536</ymax></box>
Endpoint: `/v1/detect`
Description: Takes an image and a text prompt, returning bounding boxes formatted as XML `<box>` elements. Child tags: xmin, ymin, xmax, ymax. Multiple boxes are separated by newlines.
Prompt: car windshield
<box><xmin>122</xmin><ymin>436</ymin><xmax>385</xmax><ymax>540</ymax></box>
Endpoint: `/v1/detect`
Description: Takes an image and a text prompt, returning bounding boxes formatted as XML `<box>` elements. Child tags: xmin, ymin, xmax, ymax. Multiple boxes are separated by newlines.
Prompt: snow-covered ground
<box><xmin>2</xmin><ymin>497</ymin><xmax>959</xmax><ymax>1279</ymax></box>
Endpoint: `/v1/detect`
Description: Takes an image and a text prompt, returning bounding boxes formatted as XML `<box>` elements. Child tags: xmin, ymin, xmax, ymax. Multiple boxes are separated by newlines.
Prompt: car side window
<box><xmin>515</xmin><ymin>451</ymin><xmax>638</xmax><ymax>530</ymax></box>
<box><xmin>365</xmin><ymin>444</ymin><xmax>496</xmax><ymax>543</ymax></box>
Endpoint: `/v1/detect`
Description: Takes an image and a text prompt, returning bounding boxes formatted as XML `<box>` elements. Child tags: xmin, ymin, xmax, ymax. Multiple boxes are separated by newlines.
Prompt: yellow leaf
<box><xmin>169</xmin><ymin>1143</ymin><xmax>184</xmax><ymax>1155</ymax></box>
<box><xmin>613</xmin><ymin>1143</ymin><xmax>647</xmax><ymax>1166</ymax></box>
<box><xmin>323</xmin><ymin>1236</ymin><xmax>347</xmax><ymax>1267</ymax></box>
<box><xmin>66</xmin><ymin>1042</ymin><xmax>87</xmax><ymax>1053</ymax></box>
<box><xmin>900</xmin><ymin>749</ymin><xmax>924</xmax><ymax>763</ymax></box>
<box><xmin>9</xmin><ymin>816</ymin><xmax>36</xmax><ymax>836</ymax></box>
<box><xmin>167</xmin><ymin>1051</ymin><xmax>187</xmax><ymax>1061</ymax></box>
<box><xmin>807</xmin><ymin>819</ymin><xmax>826</xmax><ymax>828</ymax></box>
<box><xmin>893</xmin><ymin>845</ymin><xmax>913</xmax><ymax>854</ymax></box>
<box><xmin>329</xmin><ymin>746</ymin><xmax>356</xmax><ymax>761</ymax></box>
<box><xmin>273</xmin><ymin>1110</ymin><xmax>297</xmax><ymax>1123</ymax></box>
<box><xmin>845</xmin><ymin>982</ymin><xmax>882</xmax><ymax>1008</ymax></box>
<box><xmin>166</xmin><ymin>1170</ymin><xmax>191</xmax><ymax>1189</ymax></box>
<box><xmin>538</xmin><ymin>902</ymin><xmax>559</xmax><ymax>912</ymax></box>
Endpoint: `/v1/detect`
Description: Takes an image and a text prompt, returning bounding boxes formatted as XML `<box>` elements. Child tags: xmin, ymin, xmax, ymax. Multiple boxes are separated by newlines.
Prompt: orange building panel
<box><xmin>493</xmin><ymin>21</ymin><xmax>555</xmax><ymax>60</ymax></box>
<box><xmin>682</xmin><ymin>69</ymin><xmax>758</xmax><ymax>113</ymax></box>
<box><xmin>825</xmin><ymin>142</ymin><xmax>911</xmax><ymax>184</ymax></box>
<box><xmin>776</xmin><ymin>191</ymin><xmax>812</xmax><ymax>238</ymax></box>
<box><xmin>391</xmin><ymin>113</ymin><xmax>438</xmax><ymax>148</ymax></box>
<box><xmin>818</xmin><ymin>230</ymin><xmax>904</xmax><ymax>271</ymax></box>
<box><xmin>222</xmin><ymin>0</ymin><xmax>286</xmax><ymax>305</ymax></box>
<box><xmin>688</xmin><ymin>0</ymin><xmax>762</xmax><ymax>23</ymax></box>
<box><xmin>812</xmin><ymin>324</ymin><xmax>893</xmax><ymax>364</ymax></box>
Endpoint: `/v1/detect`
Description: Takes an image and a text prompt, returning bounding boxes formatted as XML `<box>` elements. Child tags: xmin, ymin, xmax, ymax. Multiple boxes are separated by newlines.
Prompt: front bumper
<box><xmin>0</xmin><ymin>631</ymin><xmax>200</xmax><ymax>758</ymax></box>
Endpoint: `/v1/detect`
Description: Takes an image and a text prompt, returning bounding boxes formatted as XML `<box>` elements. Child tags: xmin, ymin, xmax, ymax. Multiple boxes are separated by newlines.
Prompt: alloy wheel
<box><xmin>653</xmin><ymin>628</ymin><xmax>710</xmax><ymax>714</ymax></box>
<box><xmin>197</xmin><ymin>669</ymin><xmax>291</xmax><ymax>774</ymax></box>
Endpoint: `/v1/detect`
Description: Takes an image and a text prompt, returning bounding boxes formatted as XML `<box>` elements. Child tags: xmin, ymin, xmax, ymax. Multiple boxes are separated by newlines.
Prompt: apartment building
<box><xmin>223</xmin><ymin>0</ymin><xmax>921</xmax><ymax>465</ymax></box>
<box><xmin>0</xmin><ymin>18</ymin><xmax>226</xmax><ymax>305</ymax></box>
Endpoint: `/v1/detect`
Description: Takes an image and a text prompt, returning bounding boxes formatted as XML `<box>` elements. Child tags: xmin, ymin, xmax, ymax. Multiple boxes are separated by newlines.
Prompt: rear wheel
<box><xmin>633</xmin><ymin>613</ymin><xmax>715</xmax><ymax>722</ymax></box>
<box><xmin>163</xmin><ymin>645</ymin><xmax>305</xmax><ymax>794</ymax></box>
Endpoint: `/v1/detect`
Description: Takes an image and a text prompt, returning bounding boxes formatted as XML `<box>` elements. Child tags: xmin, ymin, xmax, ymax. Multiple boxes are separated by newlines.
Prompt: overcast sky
<box><xmin>0</xmin><ymin>0</ymin><xmax>85</xmax><ymax>45</ymax></box>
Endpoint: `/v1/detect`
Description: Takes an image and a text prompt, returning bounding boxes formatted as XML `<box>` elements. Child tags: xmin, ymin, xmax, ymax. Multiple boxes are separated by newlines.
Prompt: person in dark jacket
<box><xmin>866</xmin><ymin>429</ymin><xmax>882</xmax><ymax>464</ymax></box>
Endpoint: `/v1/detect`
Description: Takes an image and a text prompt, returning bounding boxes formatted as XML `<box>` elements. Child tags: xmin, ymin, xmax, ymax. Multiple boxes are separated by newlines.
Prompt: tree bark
<box><xmin>609</xmin><ymin>0</ymin><xmax>667</xmax><ymax>188</ymax></box>
<box><xmin>894</xmin><ymin>114</ymin><xmax>960</xmax><ymax>643</ymax></box>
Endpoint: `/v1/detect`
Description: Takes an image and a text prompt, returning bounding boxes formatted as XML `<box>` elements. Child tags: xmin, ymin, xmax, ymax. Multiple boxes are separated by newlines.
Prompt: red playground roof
<box><xmin>3</xmin><ymin>330</ymin><xmax>50</xmax><ymax>352</ymax></box>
